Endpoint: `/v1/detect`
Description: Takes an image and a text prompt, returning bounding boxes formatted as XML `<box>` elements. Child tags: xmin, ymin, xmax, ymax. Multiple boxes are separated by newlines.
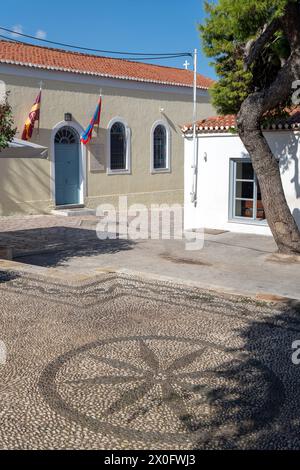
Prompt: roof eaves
<box><xmin>182</xmin><ymin>122</ymin><xmax>300</xmax><ymax>135</ymax></box>
<box><xmin>0</xmin><ymin>58</ymin><xmax>210</xmax><ymax>89</ymax></box>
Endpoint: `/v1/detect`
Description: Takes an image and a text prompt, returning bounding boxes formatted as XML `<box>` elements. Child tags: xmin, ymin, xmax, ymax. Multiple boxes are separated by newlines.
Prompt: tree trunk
<box><xmin>237</xmin><ymin>113</ymin><xmax>300</xmax><ymax>254</ymax></box>
<box><xmin>237</xmin><ymin>1</ymin><xmax>300</xmax><ymax>255</ymax></box>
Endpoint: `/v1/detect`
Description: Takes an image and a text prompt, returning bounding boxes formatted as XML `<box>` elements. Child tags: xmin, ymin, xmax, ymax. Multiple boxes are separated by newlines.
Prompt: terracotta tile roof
<box><xmin>0</xmin><ymin>40</ymin><xmax>214</xmax><ymax>89</ymax></box>
<box><xmin>182</xmin><ymin>108</ymin><xmax>300</xmax><ymax>133</ymax></box>
<box><xmin>182</xmin><ymin>115</ymin><xmax>236</xmax><ymax>133</ymax></box>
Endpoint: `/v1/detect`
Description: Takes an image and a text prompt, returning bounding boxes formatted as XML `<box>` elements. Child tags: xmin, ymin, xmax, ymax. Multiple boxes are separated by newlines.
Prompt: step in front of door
<box><xmin>51</xmin><ymin>207</ymin><xmax>96</xmax><ymax>217</ymax></box>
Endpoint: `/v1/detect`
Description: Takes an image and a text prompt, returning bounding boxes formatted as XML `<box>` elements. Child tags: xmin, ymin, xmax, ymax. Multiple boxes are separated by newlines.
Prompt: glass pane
<box><xmin>235</xmin><ymin>199</ymin><xmax>253</xmax><ymax>218</ymax></box>
<box><xmin>55</xmin><ymin>126</ymin><xmax>78</xmax><ymax>144</ymax></box>
<box><xmin>111</xmin><ymin>122</ymin><xmax>126</xmax><ymax>170</ymax></box>
<box><xmin>256</xmin><ymin>181</ymin><xmax>265</xmax><ymax>220</ymax></box>
<box><xmin>154</xmin><ymin>125</ymin><xmax>167</xmax><ymax>169</ymax></box>
<box><xmin>236</xmin><ymin>181</ymin><xmax>254</xmax><ymax>199</ymax></box>
<box><xmin>236</xmin><ymin>161</ymin><xmax>254</xmax><ymax>180</ymax></box>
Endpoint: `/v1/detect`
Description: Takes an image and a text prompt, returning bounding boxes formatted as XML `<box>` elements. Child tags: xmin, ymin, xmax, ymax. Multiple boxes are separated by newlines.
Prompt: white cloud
<box><xmin>11</xmin><ymin>24</ymin><xmax>23</xmax><ymax>37</ymax></box>
<box><xmin>35</xmin><ymin>29</ymin><xmax>47</xmax><ymax>40</ymax></box>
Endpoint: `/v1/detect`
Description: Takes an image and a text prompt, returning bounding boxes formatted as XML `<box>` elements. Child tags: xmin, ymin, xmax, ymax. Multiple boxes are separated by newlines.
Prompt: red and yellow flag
<box><xmin>22</xmin><ymin>90</ymin><xmax>41</xmax><ymax>141</ymax></box>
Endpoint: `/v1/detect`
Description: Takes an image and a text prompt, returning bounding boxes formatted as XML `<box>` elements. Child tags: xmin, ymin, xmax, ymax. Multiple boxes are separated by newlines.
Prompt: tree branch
<box><xmin>281</xmin><ymin>0</ymin><xmax>300</xmax><ymax>50</ymax></box>
<box><xmin>244</xmin><ymin>18</ymin><xmax>281</xmax><ymax>70</ymax></box>
<box><xmin>239</xmin><ymin>2</ymin><xmax>300</xmax><ymax>129</ymax></box>
<box><xmin>238</xmin><ymin>48</ymin><xmax>300</xmax><ymax>135</ymax></box>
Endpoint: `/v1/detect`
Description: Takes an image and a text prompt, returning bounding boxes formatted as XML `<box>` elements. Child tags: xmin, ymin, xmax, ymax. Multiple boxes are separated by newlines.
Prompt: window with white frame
<box><xmin>108</xmin><ymin>118</ymin><xmax>131</xmax><ymax>173</ymax></box>
<box><xmin>151</xmin><ymin>121</ymin><xmax>170</xmax><ymax>172</ymax></box>
<box><xmin>230</xmin><ymin>159</ymin><xmax>265</xmax><ymax>222</ymax></box>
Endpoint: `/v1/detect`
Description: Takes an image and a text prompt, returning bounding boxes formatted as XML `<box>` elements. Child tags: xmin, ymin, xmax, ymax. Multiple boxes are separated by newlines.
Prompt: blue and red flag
<box><xmin>81</xmin><ymin>96</ymin><xmax>102</xmax><ymax>145</ymax></box>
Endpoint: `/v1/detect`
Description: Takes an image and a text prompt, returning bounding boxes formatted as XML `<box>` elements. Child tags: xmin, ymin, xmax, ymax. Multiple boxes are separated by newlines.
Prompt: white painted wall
<box><xmin>184</xmin><ymin>131</ymin><xmax>300</xmax><ymax>236</ymax></box>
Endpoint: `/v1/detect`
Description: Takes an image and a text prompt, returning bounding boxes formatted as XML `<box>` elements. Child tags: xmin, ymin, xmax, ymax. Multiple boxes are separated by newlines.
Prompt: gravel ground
<box><xmin>0</xmin><ymin>270</ymin><xmax>300</xmax><ymax>449</ymax></box>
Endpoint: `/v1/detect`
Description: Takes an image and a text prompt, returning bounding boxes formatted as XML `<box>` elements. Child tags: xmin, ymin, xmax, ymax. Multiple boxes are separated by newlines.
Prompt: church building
<box><xmin>0</xmin><ymin>40</ymin><xmax>214</xmax><ymax>216</ymax></box>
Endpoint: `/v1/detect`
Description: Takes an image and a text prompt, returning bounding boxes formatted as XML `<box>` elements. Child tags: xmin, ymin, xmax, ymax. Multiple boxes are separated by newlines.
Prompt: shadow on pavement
<box><xmin>0</xmin><ymin>226</ymin><xmax>135</xmax><ymax>267</ymax></box>
<box><xmin>0</xmin><ymin>270</ymin><xmax>19</xmax><ymax>283</ymax></box>
<box><xmin>188</xmin><ymin>300</ymin><xmax>300</xmax><ymax>449</ymax></box>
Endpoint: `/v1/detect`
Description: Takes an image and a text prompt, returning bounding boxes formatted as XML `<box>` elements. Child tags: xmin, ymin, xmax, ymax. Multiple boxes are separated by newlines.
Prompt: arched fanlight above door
<box><xmin>55</xmin><ymin>126</ymin><xmax>79</xmax><ymax>145</ymax></box>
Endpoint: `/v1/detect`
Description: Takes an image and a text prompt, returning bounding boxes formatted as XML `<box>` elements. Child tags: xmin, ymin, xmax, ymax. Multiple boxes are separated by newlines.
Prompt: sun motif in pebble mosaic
<box><xmin>39</xmin><ymin>335</ymin><xmax>284</xmax><ymax>447</ymax></box>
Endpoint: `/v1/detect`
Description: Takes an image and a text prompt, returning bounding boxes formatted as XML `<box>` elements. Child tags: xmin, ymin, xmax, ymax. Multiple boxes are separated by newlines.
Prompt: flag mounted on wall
<box><xmin>81</xmin><ymin>96</ymin><xmax>102</xmax><ymax>145</ymax></box>
<box><xmin>22</xmin><ymin>90</ymin><xmax>42</xmax><ymax>141</ymax></box>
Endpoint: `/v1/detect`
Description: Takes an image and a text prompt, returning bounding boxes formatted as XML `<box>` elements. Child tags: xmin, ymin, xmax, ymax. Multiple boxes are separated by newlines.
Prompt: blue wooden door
<box><xmin>54</xmin><ymin>128</ymin><xmax>80</xmax><ymax>206</ymax></box>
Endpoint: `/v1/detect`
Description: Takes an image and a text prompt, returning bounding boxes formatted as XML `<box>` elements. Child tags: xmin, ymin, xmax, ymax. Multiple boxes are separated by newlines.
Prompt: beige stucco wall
<box><xmin>0</xmin><ymin>66</ymin><xmax>215</xmax><ymax>216</ymax></box>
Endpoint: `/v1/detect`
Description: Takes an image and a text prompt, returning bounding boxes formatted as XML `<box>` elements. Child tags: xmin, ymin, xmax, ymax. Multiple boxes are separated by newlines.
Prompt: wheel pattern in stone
<box><xmin>38</xmin><ymin>335</ymin><xmax>285</xmax><ymax>448</ymax></box>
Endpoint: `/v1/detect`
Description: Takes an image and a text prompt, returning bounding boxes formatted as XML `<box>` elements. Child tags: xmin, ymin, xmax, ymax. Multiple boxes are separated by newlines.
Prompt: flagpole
<box><xmin>98</xmin><ymin>88</ymin><xmax>102</xmax><ymax>135</ymax></box>
<box><xmin>37</xmin><ymin>80</ymin><xmax>43</xmax><ymax>137</ymax></box>
<box><xmin>191</xmin><ymin>48</ymin><xmax>198</xmax><ymax>206</ymax></box>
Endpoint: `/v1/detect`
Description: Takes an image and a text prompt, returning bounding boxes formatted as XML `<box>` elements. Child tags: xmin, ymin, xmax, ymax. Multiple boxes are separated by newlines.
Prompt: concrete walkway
<box><xmin>0</xmin><ymin>214</ymin><xmax>299</xmax><ymax>301</ymax></box>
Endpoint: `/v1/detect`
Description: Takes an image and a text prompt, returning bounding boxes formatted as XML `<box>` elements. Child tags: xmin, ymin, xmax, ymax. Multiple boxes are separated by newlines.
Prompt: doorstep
<box><xmin>51</xmin><ymin>205</ymin><xmax>96</xmax><ymax>217</ymax></box>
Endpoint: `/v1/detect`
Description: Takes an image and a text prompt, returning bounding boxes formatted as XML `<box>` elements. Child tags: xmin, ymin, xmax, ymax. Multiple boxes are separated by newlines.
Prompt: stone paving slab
<box><xmin>0</xmin><ymin>215</ymin><xmax>97</xmax><ymax>257</ymax></box>
<box><xmin>0</xmin><ymin>214</ymin><xmax>300</xmax><ymax>301</ymax></box>
<box><xmin>1</xmin><ymin>270</ymin><xmax>300</xmax><ymax>449</ymax></box>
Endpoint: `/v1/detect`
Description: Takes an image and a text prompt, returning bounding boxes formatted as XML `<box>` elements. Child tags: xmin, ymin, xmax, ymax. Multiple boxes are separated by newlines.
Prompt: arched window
<box><xmin>108</xmin><ymin>120</ymin><xmax>131</xmax><ymax>172</ymax></box>
<box><xmin>151</xmin><ymin>121</ymin><xmax>170</xmax><ymax>172</ymax></box>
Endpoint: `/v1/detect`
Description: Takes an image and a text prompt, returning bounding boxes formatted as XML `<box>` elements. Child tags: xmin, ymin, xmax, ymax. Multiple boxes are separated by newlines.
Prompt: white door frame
<box><xmin>51</xmin><ymin>120</ymin><xmax>87</xmax><ymax>206</ymax></box>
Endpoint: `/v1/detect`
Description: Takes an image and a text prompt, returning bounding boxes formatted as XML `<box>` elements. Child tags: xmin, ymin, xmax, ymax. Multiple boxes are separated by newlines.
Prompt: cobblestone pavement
<box><xmin>1</xmin><ymin>270</ymin><xmax>300</xmax><ymax>449</ymax></box>
<box><xmin>0</xmin><ymin>215</ymin><xmax>105</xmax><ymax>257</ymax></box>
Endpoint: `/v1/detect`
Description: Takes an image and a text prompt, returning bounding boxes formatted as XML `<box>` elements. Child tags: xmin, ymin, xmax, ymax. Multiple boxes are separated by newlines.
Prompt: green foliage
<box><xmin>0</xmin><ymin>93</ymin><xmax>16</xmax><ymax>150</ymax></box>
<box><xmin>200</xmin><ymin>0</ymin><xmax>291</xmax><ymax>114</ymax></box>
<box><xmin>210</xmin><ymin>61</ymin><xmax>253</xmax><ymax>115</ymax></box>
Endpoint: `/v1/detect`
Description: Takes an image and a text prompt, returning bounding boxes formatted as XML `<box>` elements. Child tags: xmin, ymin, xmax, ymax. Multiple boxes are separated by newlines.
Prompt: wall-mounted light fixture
<box><xmin>64</xmin><ymin>113</ymin><xmax>72</xmax><ymax>122</ymax></box>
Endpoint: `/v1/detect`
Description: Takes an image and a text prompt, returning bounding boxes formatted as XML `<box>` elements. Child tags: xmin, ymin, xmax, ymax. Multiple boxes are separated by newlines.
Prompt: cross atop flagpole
<box><xmin>183</xmin><ymin>59</ymin><xmax>190</xmax><ymax>70</ymax></box>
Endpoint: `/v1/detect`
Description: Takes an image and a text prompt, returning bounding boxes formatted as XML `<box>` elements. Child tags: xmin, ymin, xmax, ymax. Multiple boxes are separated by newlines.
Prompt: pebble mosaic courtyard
<box><xmin>1</xmin><ymin>269</ymin><xmax>300</xmax><ymax>449</ymax></box>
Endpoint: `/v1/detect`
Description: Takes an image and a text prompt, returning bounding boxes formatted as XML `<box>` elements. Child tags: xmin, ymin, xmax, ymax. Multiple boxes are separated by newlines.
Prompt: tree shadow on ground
<box><xmin>184</xmin><ymin>299</ymin><xmax>300</xmax><ymax>449</ymax></box>
<box><xmin>0</xmin><ymin>270</ymin><xmax>19</xmax><ymax>283</ymax></box>
<box><xmin>0</xmin><ymin>226</ymin><xmax>135</xmax><ymax>268</ymax></box>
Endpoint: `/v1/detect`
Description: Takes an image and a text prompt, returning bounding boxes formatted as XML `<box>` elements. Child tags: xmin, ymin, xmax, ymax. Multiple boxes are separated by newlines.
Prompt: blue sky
<box><xmin>1</xmin><ymin>0</ymin><xmax>216</xmax><ymax>79</ymax></box>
